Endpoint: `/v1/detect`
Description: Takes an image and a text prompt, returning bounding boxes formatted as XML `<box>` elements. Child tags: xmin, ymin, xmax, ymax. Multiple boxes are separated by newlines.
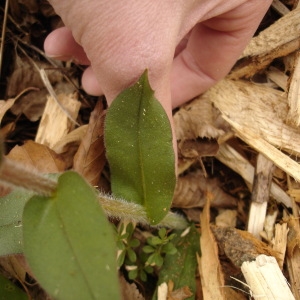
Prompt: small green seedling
<box><xmin>143</xmin><ymin>227</ymin><xmax>177</xmax><ymax>267</ymax></box>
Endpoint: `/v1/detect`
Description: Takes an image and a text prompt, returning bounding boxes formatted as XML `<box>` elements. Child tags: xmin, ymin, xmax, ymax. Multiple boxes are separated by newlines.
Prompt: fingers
<box><xmin>170</xmin><ymin>0</ymin><xmax>272</xmax><ymax>107</ymax></box>
<box><xmin>44</xmin><ymin>27</ymin><xmax>103</xmax><ymax>95</ymax></box>
<box><xmin>44</xmin><ymin>27</ymin><xmax>90</xmax><ymax>65</ymax></box>
<box><xmin>81</xmin><ymin>67</ymin><xmax>103</xmax><ymax>96</ymax></box>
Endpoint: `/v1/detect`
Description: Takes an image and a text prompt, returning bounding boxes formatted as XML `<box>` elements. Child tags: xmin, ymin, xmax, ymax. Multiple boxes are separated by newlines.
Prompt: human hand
<box><xmin>45</xmin><ymin>0</ymin><xmax>272</xmax><ymax>113</ymax></box>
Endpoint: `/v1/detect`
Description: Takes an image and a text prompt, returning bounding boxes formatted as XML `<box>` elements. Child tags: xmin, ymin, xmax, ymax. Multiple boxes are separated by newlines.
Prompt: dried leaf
<box><xmin>167</xmin><ymin>280</ymin><xmax>193</xmax><ymax>300</ymax></box>
<box><xmin>54</xmin><ymin>125</ymin><xmax>88</xmax><ymax>154</ymax></box>
<box><xmin>119</xmin><ymin>276</ymin><xmax>145</xmax><ymax>300</ymax></box>
<box><xmin>73</xmin><ymin>101</ymin><xmax>106</xmax><ymax>186</ymax></box>
<box><xmin>6</xmin><ymin>59</ymin><xmax>63</xmax><ymax>98</ymax></box>
<box><xmin>178</xmin><ymin>138</ymin><xmax>219</xmax><ymax>159</ymax></box>
<box><xmin>7</xmin><ymin>140</ymin><xmax>66</xmax><ymax>173</ymax></box>
<box><xmin>0</xmin><ymin>88</ymin><xmax>39</xmax><ymax>124</ymax></box>
<box><xmin>173</xmin><ymin>171</ymin><xmax>237</xmax><ymax>209</ymax></box>
<box><xmin>174</xmin><ymin>96</ymin><xmax>225</xmax><ymax>141</ymax></box>
<box><xmin>10</xmin><ymin>89</ymin><xmax>48</xmax><ymax>121</ymax></box>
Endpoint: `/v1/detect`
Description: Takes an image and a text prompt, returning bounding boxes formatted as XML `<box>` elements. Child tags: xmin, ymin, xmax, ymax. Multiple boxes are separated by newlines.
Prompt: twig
<box><xmin>0</xmin><ymin>0</ymin><xmax>9</xmax><ymax>79</ymax></box>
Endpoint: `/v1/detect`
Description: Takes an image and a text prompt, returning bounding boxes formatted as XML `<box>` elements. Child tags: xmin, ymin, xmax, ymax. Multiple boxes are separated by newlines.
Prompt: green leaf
<box><xmin>128</xmin><ymin>269</ymin><xmax>138</xmax><ymax>280</ymax></box>
<box><xmin>129</xmin><ymin>239</ymin><xmax>140</xmax><ymax>248</ymax></box>
<box><xmin>154</xmin><ymin>225</ymin><xmax>200</xmax><ymax>300</ymax></box>
<box><xmin>23</xmin><ymin>171</ymin><xmax>121</xmax><ymax>300</ymax></box>
<box><xmin>104</xmin><ymin>70</ymin><xmax>176</xmax><ymax>224</ymax></box>
<box><xmin>148</xmin><ymin>236</ymin><xmax>162</xmax><ymax>246</ymax></box>
<box><xmin>0</xmin><ymin>274</ymin><xmax>28</xmax><ymax>300</ymax></box>
<box><xmin>117</xmin><ymin>250</ymin><xmax>126</xmax><ymax>268</ymax></box>
<box><xmin>162</xmin><ymin>243</ymin><xmax>177</xmax><ymax>255</ymax></box>
<box><xmin>158</xmin><ymin>227</ymin><xmax>167</xmax><ymax>239</ymax></box>
<box><xmin>142</xmin><ymin>245</ymin><xmax>155</xmax><ymax>254</ymax></box>
<box><xmin>127</xmin><ymin>248</ymin><xmax>137</xmax><ymax>263</ymax></box>
<box><xmin>0</xmin><ymin>189</ymin><xmax>34</xmax><ymax>256</ymax></box>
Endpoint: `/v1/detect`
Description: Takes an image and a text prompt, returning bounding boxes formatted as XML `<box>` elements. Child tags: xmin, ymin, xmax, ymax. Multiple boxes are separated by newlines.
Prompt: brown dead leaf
<box><xmin>7</xmin><ymin>140</ymin><xmax>66</xmax><ymax>173</ymax></box>
<box><xmin>174</xmin><ymin>96</ymin><xmax>225</xmax><ymax>141</ymax></box>
<box><xmin>167</xmin><ymin>280</ymin><xmax>193</xmax><ymax>300</ymax></box>
<box><xmin>73</xmin><ymin>101</ymin><xmax>106</xmax><ymax>186</ymax></box>
<box><xmin>178</xmin><ymin>138</ymin><xmax>219</xmax><ymax>159</ymax></box>
<box><xmin>119</xmin><ymin>275</ymin><xmax>145</xmax><ymax>300</ymax></box>
<box><xmin>0</xmin><ymin>87</ymin><xmax>39</xmax><ymax>123</ymax></box>
<box><xmin>10</xmin><ymin>89</ymin><xmax>48</xmax><ymax>122</ymax></box>
<box><xmin>173</xmin><ymin>170</ymin><xmax>237</xmax><ymax>209</ymax></box>
<box><xmin>6</xmin><ymin>58</ymin><xmax>63</xmax><ymax>98</ymax></box>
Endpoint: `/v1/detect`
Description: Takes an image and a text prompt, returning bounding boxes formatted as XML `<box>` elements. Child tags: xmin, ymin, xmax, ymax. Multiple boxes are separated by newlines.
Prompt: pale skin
<box><xmin>45</xmin><ymin>0</ymin><xmax>272</xmax><ymax>155</ymax></box>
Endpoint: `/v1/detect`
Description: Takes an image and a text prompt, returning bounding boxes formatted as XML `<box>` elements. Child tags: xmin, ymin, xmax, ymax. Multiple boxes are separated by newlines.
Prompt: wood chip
<box><xmin>35</xmin><ymin>93</ymin><xmax>81</xmax><ymax>148</ymax></box>
<box><xmin>241</xmin><ymin>255</ymin><xmax>295</xmax><ymax>300</ymax></box>
<box><xmin>242</xmin><ymin>7</ymin><xmax>300</xmax><ymax>58</ymax></box>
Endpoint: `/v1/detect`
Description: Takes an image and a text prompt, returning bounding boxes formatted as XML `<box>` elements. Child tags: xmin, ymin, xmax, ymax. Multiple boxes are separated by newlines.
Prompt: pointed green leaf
<box><xmin>23</xmin><ymin>171</ymin><xmax>120</xmax><ymax>300</ymax></box>
<box><xmin>0</xmin><ymin>189</ymin><xmax>34</xmax><ymax>256</ymax></box>
<box><xmin>105</xmin><ymin>71</ymin><xmax>176</xmax><ymax>224</ymax></box>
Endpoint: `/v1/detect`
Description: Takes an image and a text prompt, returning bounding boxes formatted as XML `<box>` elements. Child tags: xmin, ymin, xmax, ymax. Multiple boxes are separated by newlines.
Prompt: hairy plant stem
<box><xmin>0</xmin><ymin>157</ymin><xmax>57</xmax><ymax>196</ymax></box>
<box><xmin>99</xmin><ymin>193</ymin><xmax>189</xmax><ymax>230</ymax></box>
<box><xmin>0</xmin><ymin>158</ymin><xmax>187</xmax><ymax>229</ymax></box>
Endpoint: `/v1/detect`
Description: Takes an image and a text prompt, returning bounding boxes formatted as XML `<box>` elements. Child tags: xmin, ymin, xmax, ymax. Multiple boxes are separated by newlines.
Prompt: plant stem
<box><xmin>0</xmin><ymin>158</ymin><xmax>57</xmax><ymax>196</ymax></box>
<box><xmin>99</xmin><ymin>192</ymin><xmax>188</xmax><ymax>230</ymax></box>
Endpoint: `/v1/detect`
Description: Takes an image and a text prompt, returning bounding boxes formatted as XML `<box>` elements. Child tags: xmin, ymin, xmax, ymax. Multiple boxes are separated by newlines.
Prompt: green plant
<box><xmin>0</xmin><ymin>71</ymin><xmax>188</xmax><ymax>299</ymax></box>
<box><xmin>143</xmin><ymin>228</ymin><xmax>177</xmax><ymax>268</ymax></box>
<box><xmin>116</xmin><ymin>222</ymin><xmax>140</xmax><ymax>268</ymax></box>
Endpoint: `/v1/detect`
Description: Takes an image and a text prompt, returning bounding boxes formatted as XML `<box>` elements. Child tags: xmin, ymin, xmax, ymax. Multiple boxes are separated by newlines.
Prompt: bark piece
<box><xmin>248</xmin><ymin>154</ymin><xmax>274</xmax><ymax>239</ymax></box>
